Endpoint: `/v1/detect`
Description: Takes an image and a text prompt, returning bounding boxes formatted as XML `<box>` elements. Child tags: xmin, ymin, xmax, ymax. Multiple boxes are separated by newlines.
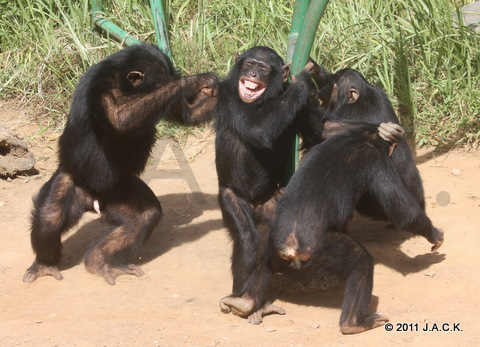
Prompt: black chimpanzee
<box><xmin>312</xmin><ymin>66</ymin><xmax>425</xmax><ymax>221</ymax></box>
<box><xmin>213</xmin><ymin>47</ymin><xmax>403</xmax><ymax>295</ymax></box>
<box><xmin>214</xmin><ymin>46</ymin><xmax>318</xmax><ymax>294</ymax></box>
<box><xmin>219</xmin><ymin>121</ymin><xmax>444</xmax><ymax>334</ymax></box>
<box><xmin>23</xmin><ymin>44</ymin><xmax>218</xmax><ymax>285</ymax></box>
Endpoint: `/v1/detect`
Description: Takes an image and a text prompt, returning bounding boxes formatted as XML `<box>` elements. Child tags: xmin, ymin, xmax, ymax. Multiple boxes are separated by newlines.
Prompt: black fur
<box><xmin>24</xmin><ymin>44</ymin><xmax>218</xmax><ymax>285</ymax></box>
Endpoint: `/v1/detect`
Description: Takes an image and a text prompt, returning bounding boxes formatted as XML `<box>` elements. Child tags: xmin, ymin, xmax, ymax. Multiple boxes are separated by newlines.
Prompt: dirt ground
<box><xmin>1</xmin><ymin>103</ymin><xmax>479</xmax><ymax>346</ymax></box>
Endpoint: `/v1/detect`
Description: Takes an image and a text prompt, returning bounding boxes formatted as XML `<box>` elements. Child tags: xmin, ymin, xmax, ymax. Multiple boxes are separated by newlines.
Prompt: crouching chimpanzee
<box><xmin>23</xmin><ymin>44</ymin><xmax>218</xmax><ymax>285</ymax></box>
<box><xmin>220</xmin><ymin>122</ymin><xmax>444</xmax><ymax>334</ymax></box>
<box><xmin>311</xmin><ymin>66</ymin><xmax>426</xmax><ymax>222</ymax></box>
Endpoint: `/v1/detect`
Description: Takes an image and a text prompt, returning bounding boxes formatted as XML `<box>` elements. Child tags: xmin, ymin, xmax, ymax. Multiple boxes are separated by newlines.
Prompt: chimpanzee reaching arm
<box><xmin>23</xmin><ymin>44</ymin><xmax>218</xmax><ymax>285</ymax></box>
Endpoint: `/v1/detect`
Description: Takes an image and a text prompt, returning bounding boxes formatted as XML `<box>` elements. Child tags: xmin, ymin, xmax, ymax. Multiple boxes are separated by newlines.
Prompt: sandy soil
<box><xmin>1</xmin><ymin>103</ymin><xmax>479</xmax><ymax>346</ymax></box>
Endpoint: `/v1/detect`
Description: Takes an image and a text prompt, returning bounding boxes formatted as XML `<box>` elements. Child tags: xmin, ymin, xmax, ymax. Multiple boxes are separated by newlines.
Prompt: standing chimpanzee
<box><xmin>312</xmin><ymin>66</ymin><xmax>425</xmax><ymax>221</ymax></box>
<box><xmin>220</xmin><ymin>122</ymin><xmax>444</xmax><ymax>334</ymax></box>
<box><xmin>214</xmin><ymin>46</ymin><xmax>318</xmax><ymax>294</ymax></box>
<box><xmin>23</xmin><ymin>44</ymin><xmax>218</xmax><ymax>285</ymax></box>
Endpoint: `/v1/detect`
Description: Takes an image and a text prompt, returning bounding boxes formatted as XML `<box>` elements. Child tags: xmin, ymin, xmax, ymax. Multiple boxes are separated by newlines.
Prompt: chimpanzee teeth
<box><xmin>244</xmin><ymin>80</ymin><xmax>258</xmax><ymax>90</ymax></box>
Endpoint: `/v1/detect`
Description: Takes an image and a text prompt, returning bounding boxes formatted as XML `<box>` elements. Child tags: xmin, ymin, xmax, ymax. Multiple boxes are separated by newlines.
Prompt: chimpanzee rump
<box><xmin>23</xmin><ymin>44</ymin><xmax>218</xmax><ymax>285</ymax></box>
<box><xmin>220</xmin><ymin>124</ymin><xmax>444</xmax><ymax>334</ymax></box>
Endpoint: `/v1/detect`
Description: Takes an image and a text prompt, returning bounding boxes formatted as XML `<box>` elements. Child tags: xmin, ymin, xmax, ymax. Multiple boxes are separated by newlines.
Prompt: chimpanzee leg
<box><xmin>23</xmin><ymin>170</ymin><xmax>93</xmax><ymax>283</ymax></box>
<box><xmin>371</xmin><ymin>166</ymin><xmax>444</xmax><ymax>251</ymax></box>
<box><xmin>218</xmin><ymin>187</ymin><xmax>261</xmax><ymax>294</ymax></box>
<box><xmin>84</xmin><ymin>176</ymin><xmax>162</xmax><ymax>285</ymax></box>
<box><xmin>317</xmin><ymin>232</ymin><xmax>388</xmax><ymax>334</ymax></box>
<box><xmin>219</xmin><ymin>241</ymin><xmax>284</xmax><ymax>324</ymax></box>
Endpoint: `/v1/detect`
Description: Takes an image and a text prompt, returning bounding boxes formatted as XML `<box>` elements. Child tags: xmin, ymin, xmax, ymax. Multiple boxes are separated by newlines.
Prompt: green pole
<box><xmin>92</xmin><ymin>0</ymin><xmax>142</xmax><ymax>46</ymax></box>
<box><xmin>286</xmin><ymin>0</ymin><xmax>310</xmax><ymax>64</ymax></box>
<box><xmin>92</xmin><ymin>0</ymin><xmax>172</xmax><ymax>57</ymax></box>
<box><xmin>290</xmin><ymin>0</ymin><xmax>330</xmax><ymax>75</ymax></box>
<box><xmin>284</xmin><ymin>0</ymin><xmax>330</xmax><ymax>183</ymax></box>
<box><xmin>149</xmin><ymin>0</ymin><xmax>172</xmax><ymax>58</ymax></box>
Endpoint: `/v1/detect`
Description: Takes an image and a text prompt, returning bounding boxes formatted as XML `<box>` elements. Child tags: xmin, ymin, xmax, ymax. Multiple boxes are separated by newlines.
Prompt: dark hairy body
<box><xmin>24</xmin><ymin>44</ymin><xmax>218</xmax><ymax>285</ymax></box>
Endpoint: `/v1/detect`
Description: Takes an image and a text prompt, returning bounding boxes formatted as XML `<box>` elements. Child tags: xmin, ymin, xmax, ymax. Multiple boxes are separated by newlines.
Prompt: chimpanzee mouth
<box><xmin>239</xmin><ymin>78</ymin><xmax>266</xmax><ymax>103</ymax></box>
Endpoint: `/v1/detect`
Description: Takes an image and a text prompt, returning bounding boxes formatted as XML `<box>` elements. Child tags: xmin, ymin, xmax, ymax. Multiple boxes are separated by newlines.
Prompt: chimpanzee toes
<box><xmin>219</xmin><ymin>296</ymin><xmax>254</xmax><ymax>317</ymax></box>
<box><xmin>430</xmin><ymin>228</ymin><xmax>444</xmax><ymax>252</ymax></box>
<box><xmin>22</xmin><ymin>261</ymin><xmax>63</xmax><ymax>283</ymax></box>
<box><xmin>247</xmin><ymin>302</ymin><xmax>286</xmax><ymax>325</ymax></box>
<box><xmin>341</xmin><ymin>313</ymin><xmax>389</xmax><ymax>334</ymax></box>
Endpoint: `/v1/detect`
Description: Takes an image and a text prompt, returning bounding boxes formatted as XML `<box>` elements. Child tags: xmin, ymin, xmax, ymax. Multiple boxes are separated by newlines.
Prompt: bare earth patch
<box><xmin>1</xmin><ymin>103</ymin><xmax>479</xmax><ymax>345</ymax></box>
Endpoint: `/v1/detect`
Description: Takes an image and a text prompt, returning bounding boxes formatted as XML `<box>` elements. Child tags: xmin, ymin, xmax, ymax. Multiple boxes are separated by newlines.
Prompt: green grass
<box><xmin>0</xmin><ymin>0</ymin><xmax>478</xmax><ymax>146</ymax></box>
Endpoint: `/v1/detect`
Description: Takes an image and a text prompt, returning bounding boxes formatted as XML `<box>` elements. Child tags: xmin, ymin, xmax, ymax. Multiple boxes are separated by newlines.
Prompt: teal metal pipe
<box><xmin>284</xmin><ymin>0</ymin><xmax>330</xmax><ymax>181</ymax></box>
<box><xmin>92</xmin><ymin>0</ymin><xmax>171</xmax><ymax>57</ymax></box>
<box><xmin>290</xmin><ymin>0</ymin><xmax>330</xmax><ymax>75</ymax></box>
<box><xmin>286</xmin><ymin>0</ymin><xmax>310</xmax><ymax>64</ymax></box>
<box><xmin>92</xmin><ymin>0</ymin><xmax>142</xmax><ymax>46</ymax></box>
<box><xmin>149</xmin><ymin>0</ymin><xmax>172</xmax><ymax>58</ymax></box>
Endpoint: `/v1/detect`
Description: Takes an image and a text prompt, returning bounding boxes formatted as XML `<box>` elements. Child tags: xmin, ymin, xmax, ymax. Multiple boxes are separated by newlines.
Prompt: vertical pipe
<box><xmin>284</xmin><ymin>0</ymin><xmax>330</xmax><ymax>183</ymax></box>
<box><xmin>286</xmin><ymin>0</ymin><xmax>310</xmax><ymax>64</ymax></box>
<box><xmin>290</xmin><ymin>0</ymin><xmax>330</xmax><ymax>75</ymax></box>
<box><xmin>149</xmin><ymin>0</ymin><xmax>172</xmax><ymax>58</ymax></box>
<box><xmin>283</xmin><ymin>0</ymin><xmax>310</xmax><ymax>185</ymax></box>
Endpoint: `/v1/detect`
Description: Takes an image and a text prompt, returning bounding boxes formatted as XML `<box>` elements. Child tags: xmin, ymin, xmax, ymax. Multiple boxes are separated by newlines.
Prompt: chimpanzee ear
<box><xmin>126</xmin><ymin>71</ymin><xmax>144</xmax><ymax>87</ymax></box>
<box><xmin>347</xmin><ymin>88</ymin><xmax>359</xmax><ymax>104</ymax></box>
<box><xmin>235</xmin><ymin>51</ymin><xmax>243</xmax><ymax>62</ymax></box>
<box><xmin>282</xmin><ymin>63</ymin><xmax>291</xmax><ymax>83</ymax></box>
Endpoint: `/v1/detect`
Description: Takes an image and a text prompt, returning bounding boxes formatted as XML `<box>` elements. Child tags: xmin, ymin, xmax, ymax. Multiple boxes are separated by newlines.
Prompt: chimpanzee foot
<box><xmin>341</xmin><ymin>313</ymin><xmax>389</xmax><ymax>334</ymax></box>
<box><xmin>85</xmin><ymin>262</ymin><xmax>145</xmax><ymax>285</ymax></box>
<box><xmin>23</xmin><ymin>261</ymin><xmax>63</xmax><ymax>283</ymax></box>
<box><xmin>219</xmin><ymin>295</ymin><xmax>254</xmax><ymax>316</ymax></box>
<box><xmin>429</xmin><ymin>228</ymin><xmax>444</xmax><ymax>252</ymax></box>
<box><xmin>248</xmin><ymin>301</ymin><xmax>286</xmax><ymax>325</ymax></box>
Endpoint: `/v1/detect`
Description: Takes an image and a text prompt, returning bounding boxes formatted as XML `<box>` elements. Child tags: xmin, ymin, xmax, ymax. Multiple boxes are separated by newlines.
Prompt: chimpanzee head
<box><xmin>107</xmin><ymin>44</ymin><xmax>180</xmax><ymax>93</ymax></box>
<box><xmin>313</xmin><ymin>67</ymin><xmax>396</xmax><ymax>122</ymax></box>
<box><xmin>227</xmin><ymin>46</ymin><xmax>289</xmax><ymax>104</ymax></box>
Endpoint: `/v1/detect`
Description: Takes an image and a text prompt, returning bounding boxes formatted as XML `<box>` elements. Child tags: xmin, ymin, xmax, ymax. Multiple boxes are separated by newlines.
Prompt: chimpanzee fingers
<box><xmin>23</xmin><ymin>261</ymin><xmax>63</xmax><ymax>283</ymax></box>
<box><xmin>198</xmin><ymin>72</ymin><xmax>219</xmax><ymax>96</ymax></box>
<box><xmin>378</xmin><ymin>122</ymin><xmax>405</xmax><ymax>143</ymax></box>
<box><xmin>303</xmin><ymin>61</ymin><xmax>314</xmax><ymax>73</ymax></box>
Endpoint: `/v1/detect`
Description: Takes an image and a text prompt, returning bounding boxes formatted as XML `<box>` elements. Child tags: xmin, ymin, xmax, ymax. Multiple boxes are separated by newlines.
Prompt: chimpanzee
<box><xmin>214</xmin><ymin>46</ymin><xmax>322</xmax><ymax>294</ymax></box>
<box><xmin>219</xmin><ymin>122</ymin><xmax>444</xmax><ymax>334</ymax></box>
<box><xmin>23</xmin><ymin>44</ymin><xmax>218</xmax><ymax>285</ymax></box>
<box><xmin>213</xmin><ymin>46</ymin><xmax>403</xmax><ymax>295</ymax></box>
<box><xmin>312</xmin><ymin>66</ymin><xmax>424</xmax><ymax>220</ymax></box>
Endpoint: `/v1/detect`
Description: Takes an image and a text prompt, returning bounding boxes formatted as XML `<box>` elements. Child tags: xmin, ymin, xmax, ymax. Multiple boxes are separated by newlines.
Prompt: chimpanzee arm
<box><xmin>322</xmin><ymin>120</ymin><xmax>405</xmax><ymax>143</ymax></box>
<box><xmin>102</xmin><ymin>72</ymin><xmax>218</xmax><ymax>133</ymax></box>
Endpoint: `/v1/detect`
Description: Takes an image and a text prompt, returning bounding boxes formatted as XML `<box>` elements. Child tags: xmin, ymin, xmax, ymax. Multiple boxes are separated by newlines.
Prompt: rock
<box><xmin>451</xmin><ymin>169</ymin><xmax>461</xmax><ymax>176</ymax></box>
<box><xmin>0</xmin><ymin>123</ymin><xmax>36</xmax><ymax>177</ymax></box>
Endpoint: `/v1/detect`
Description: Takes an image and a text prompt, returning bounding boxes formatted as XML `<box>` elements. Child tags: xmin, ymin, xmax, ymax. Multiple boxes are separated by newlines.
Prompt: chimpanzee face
<box><xmin>232</xmin><ymin>46</ymin><xmax>288</xmax><ymax>104</ymax></box>
<box><xmin>238</xmin><ymin>57</ymin><xmax>271</xmax><ymax>103</ymax></box>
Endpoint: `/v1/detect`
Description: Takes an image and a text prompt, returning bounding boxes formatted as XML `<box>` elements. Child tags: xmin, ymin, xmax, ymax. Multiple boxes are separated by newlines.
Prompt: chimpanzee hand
<box><xmin>196</xmin><ymin>72</ymin><xmax>219</xmax><ymax>96</ymax></box>
<box><xmin>378</xmin><ymin>122</ymin><xmax>405</xmax><ymax>143</ymax></box>
<box><xmin>290</xmin><ymin>61</ymin><xmax>314</xmax><ymax>83</ymax></box>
